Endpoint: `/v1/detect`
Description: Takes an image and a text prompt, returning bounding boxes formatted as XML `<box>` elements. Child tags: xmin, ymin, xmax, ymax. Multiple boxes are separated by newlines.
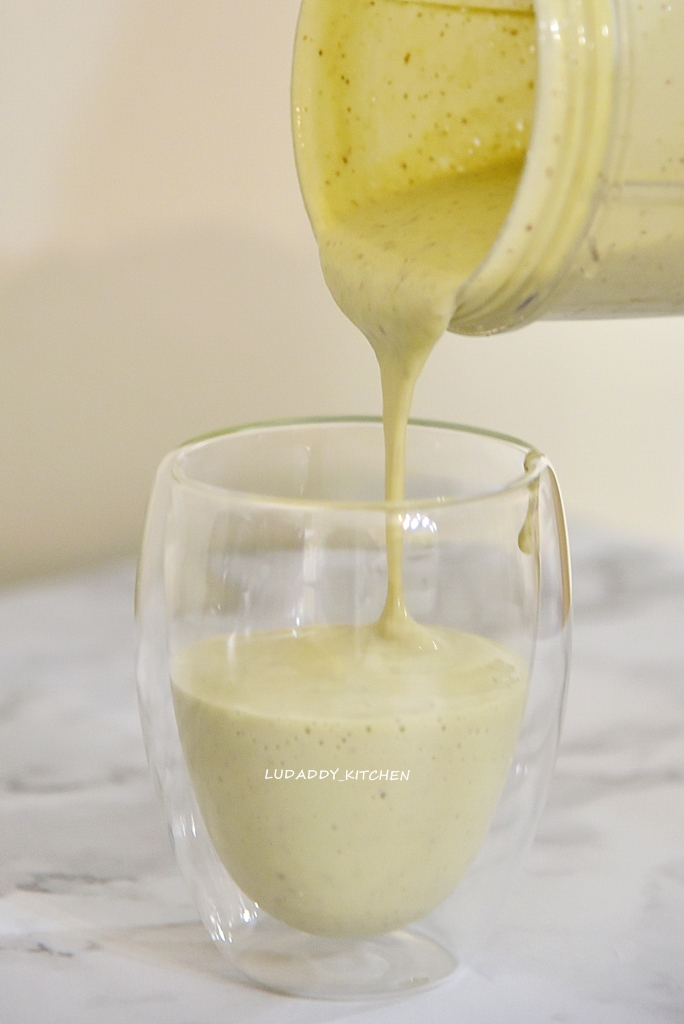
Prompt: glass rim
<box><xmin>171</xmin><ymin>415</ymin><xmax>549</xmax><ymax>512</ymax></box>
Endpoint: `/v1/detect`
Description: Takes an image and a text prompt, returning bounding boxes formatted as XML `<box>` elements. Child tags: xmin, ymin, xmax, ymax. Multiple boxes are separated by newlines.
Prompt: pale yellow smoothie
<box><xmin>172</xmin><ymin>625</ymin><xmax>527</xmax><ymax>937</ymax></box>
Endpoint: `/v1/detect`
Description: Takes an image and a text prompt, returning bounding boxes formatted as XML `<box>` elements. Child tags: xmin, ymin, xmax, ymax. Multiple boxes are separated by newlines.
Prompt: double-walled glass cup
<box><xmin>136</xmin><ymin>418</ymin><xmax>570</xmax><ymax>999</ymax></box>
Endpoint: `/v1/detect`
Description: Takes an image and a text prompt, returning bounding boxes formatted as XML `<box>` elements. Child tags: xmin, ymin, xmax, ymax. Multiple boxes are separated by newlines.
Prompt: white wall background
<box><xmin>1</xmin><ymin>0</ymin><xmax>683</xmax><ymax>586</ymax></box>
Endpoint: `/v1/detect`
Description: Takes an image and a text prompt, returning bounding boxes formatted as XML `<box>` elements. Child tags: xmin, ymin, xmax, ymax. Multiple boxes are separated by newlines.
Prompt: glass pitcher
<box><xmin>292</xmin><ymin>0</ymin><xmax>684</xmax><ymax>335</ymax></box>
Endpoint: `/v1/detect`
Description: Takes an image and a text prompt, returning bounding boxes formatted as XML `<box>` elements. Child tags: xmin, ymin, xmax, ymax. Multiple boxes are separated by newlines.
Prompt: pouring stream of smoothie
<box><xmin>171</xmin><ymin>0</ymin><xmax>536</xmax><ymax>938</ymax></box>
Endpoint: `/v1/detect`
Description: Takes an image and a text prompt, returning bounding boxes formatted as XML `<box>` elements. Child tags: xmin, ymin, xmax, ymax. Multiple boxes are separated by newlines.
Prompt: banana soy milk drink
<box><xmin>172</xmin><ymin>625</ymin><xmax>527</xmax><ymax>937</ymax></box>
<box><xmin>171</xmin><ymin>0</ymin><xmax>536</xmax><ymax>939</ymax></box>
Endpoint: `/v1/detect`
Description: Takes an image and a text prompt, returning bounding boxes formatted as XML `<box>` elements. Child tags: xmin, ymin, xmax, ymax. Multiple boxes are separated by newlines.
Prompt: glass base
<box><xmin>227</xmin><ymin>924</ymin><xmax>458</xmax><ymax>999</ymax></box>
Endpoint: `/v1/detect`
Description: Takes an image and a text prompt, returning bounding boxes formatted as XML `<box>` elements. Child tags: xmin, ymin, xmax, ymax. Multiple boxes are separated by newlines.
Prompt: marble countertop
<box><xmin>1</xmin><ymin>529</ymin><xmax>683</xmax><ymax>1023</ymax></box>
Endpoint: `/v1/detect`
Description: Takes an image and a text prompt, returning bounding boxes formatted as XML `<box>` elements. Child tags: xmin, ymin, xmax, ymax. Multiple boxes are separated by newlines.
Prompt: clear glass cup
<box><xmin>292</xmin><ymin>0</ymin><xmax>684</xmax><ymax>334</ymax></box>
<box><xmin>136</xmin><ymin>418</ymin><xmax>571</xmax><ymax>999</ymax></box>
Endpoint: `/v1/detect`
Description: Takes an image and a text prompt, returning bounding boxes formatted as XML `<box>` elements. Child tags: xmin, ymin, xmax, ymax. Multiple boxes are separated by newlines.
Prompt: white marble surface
<box><xmin>1</xmin><ymin>529</ymin><xmax>683</xmax><ymax>1023</ymax></box>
